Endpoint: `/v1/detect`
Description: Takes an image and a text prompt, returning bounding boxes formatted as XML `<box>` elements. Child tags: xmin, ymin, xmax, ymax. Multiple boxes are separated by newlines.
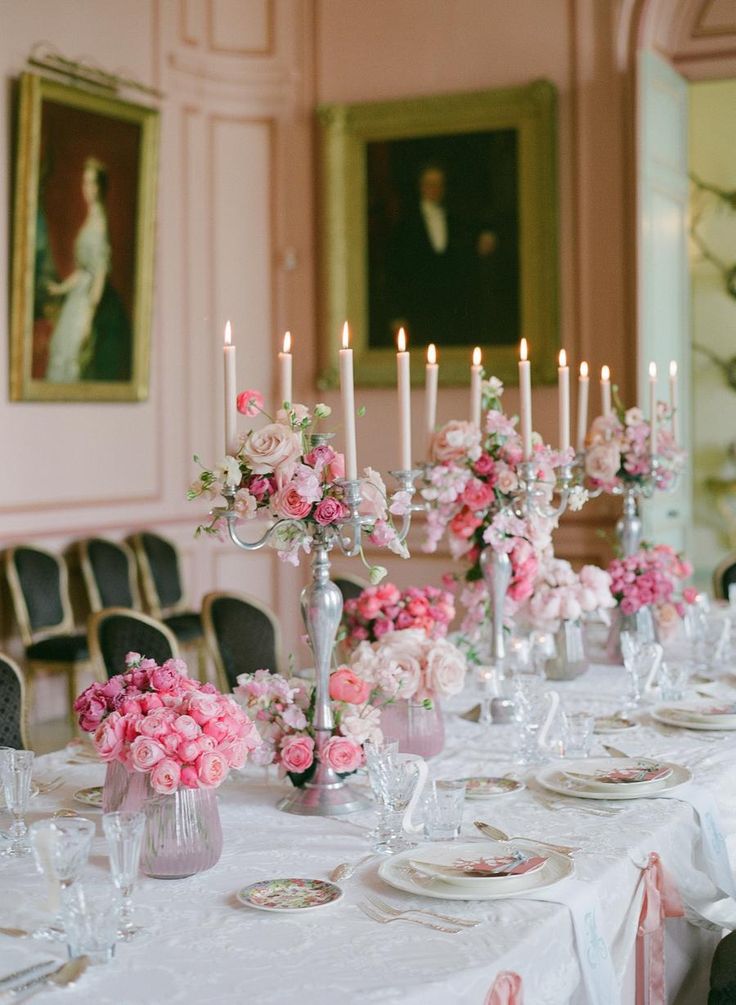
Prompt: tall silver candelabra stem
<box><xmin>616</xmin><ymin>486</ymin><xmax>643</xmax><ymax>557</ymax></box>
<box><xmin>479</xmin><ymin>547</ymin><xmax>512</xmax><ymax>665</ymax></box>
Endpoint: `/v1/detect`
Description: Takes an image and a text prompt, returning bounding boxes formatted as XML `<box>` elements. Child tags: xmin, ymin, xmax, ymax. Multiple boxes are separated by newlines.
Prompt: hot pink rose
<box><xmin>195</xmin><ymin>750</ymin><xmax>229</xmax><ymax>788</ymax></box>
<box><xmin>150</xmin><ymin>757</ymin><xmax>181</xmax><ymax>794</ymax></box>
<box><xmin>78</xmin><ymin>696</ymin><xmax>107</xmax><ymax>732</ymax></box>
<box><xmin>149</xmin><ymin>664</ymin><xmax>181</xmax><ymax>693</ymax></box>
<box><xmin>272</xmin><ymin>485</ymin><xmax>312</xmax><ymax>520</ymax></box>
<box><xmin>130</xmin><ymin>736</ymin><xmax>166</xmax><ymax>772</ymax></box>
<box><xmin>329</xmin><ymin>668</ymin><xmax>371</xmax><ymax>705</ymax></box>
<box><xmin>683</xmin><ymin>586</ymin><xmax>698</xmax><ymax>604</ymax></box>
<box><xmin>180</xmin><ymin>764</ymin><xmax>200</xmax><ymax>788</ymax></box>
<box><xmin>375</xmin><ymin>583</ymin><xmax>401</xmax><ymax>605</ymax></box>
<box><xmin>321</xmin><ymin>736</ymin><xmax>363</xmax><ymax>773</ymax></box>
<box><xmin>449</xmin><ymin>508</ymin><xmax>482</xmax><ymax>540</ymax></box>
<box><xmin>139</xmin><ymin>693</ymin><xmax>164</xmax><ymax>714</ymax></box>
<box><xmin>279</xmin><ymin>734</ymin><xmax>315</xmax><ymax>774</ymax></box>
<box><xmin>314</xmin><ymin>497</ymin><xmax>348</xmax><ymax>525</ymax></box>
<box><xmin>462</xmin><ymin>479</ymin><xmax>495</xmax><ymax>511</ymax></box>
<box><xmin>236</xmin><ymin>389</ymin><xmax>265</xmax><ymax>416</ymax></box>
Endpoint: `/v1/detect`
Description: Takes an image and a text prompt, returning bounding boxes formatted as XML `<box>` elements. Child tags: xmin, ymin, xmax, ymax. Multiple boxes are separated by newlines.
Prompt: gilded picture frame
<box><xmin>10</xmin><ymin>73</ymin><xmax>159</xmax><ymax>401</ymax></box>
<box><xmin>317</xmin><ymin>81</ymin><xmax>558</xmax><ymax>387</ymax></box>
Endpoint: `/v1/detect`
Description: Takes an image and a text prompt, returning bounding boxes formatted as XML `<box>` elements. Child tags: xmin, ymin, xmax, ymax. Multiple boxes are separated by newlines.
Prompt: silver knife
<box><xmin>2</xmin><ymin>957</ymin><xmax>88</xmax><ymax>999</ymax></box>
<box><xmin>0</xmin><ymin>961</ymin><xmax>58</xmax><ymax>994</ymax></box>
<box><xmin>602</xmin><ymin>744</ymin><xmax>629</xmax><ymax>758</ymax></box>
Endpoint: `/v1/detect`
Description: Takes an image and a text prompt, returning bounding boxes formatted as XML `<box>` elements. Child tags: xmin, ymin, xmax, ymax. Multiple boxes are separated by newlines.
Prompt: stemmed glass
<box><xmin>103</xmin><ymin>811</ymin><xmax>145</xmax><ymax>941</ymax></box>
<box><xmin>364</xmin><ymin>743</ymin><xmax>426</xmax><ymax>855</ymax></box>
<box><xmin>621</xmin><ymin>634</ymin><xmax>661</xmax><ymax>709</ymax></box>
<box><xmin>29</xmin><ymin>817</ymin><xmax>96</xmax><ymax>938</ymax></box>
<box><xmin>510</xmin><ymin>673</ymin><xmax>560</xmax><ymax>764</ymax></box>
<box><xmin>0</xmin><ymin>748</ymin><xmax>35</xmax><ymax>857</ymax></box>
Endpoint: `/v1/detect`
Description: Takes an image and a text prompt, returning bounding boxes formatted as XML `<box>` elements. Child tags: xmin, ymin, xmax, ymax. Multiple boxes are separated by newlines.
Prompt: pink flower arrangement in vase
<box><xmin>584</xmin><ymin>406</ymin><xmax>685</xmax><ymax>493</ymax></box>
<box><xmin>233</xmin><ymin>668</ymin><xmax>382</xmax><ymax>784</ymax></box>
<box><xmin>528</xmin><ymin>559</ymin><xmax>615</xmax><ymax>630</ymax></box>
<box><xmin>341</xmin><ymin>582</ymin><xmax>455</xmax><ymax>649</ymax></box>
<box><xmin>607</xmin><ymin>545</ymin><xmax>697</xmax><ymax>648</ymax></box>
<box><xmin>189</xmin><ymin>395</ymin><xmax>410</xmax><ymax>580</ymax></box>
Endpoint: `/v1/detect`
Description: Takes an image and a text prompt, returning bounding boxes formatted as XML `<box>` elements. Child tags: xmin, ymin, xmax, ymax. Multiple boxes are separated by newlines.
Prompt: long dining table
<box><xmin>2</xmin><ymin>661</ymin><xmax>736</xmax><ymax>1004</ymax></box>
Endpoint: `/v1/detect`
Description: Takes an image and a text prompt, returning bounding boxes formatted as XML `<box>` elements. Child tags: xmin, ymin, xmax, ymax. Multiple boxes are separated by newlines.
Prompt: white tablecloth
<box><xmin>2</xmin><ymin>664</ymin><xmax>736</xmax><ymax>1005</ymax></box>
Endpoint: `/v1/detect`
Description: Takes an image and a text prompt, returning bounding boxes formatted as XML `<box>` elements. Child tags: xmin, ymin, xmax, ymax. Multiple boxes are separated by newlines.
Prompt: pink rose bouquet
<box><xmin>74</xmin><ymin>653</ymin><xmax>261</xmax><ymax>793</ymax></box>
<box><xmin>233</xmin><ymin>667</ymin><xmax>382</xmax><ymax>785</ymax></box>
<box><xmin>584</xmin><ymin>404</ymin><xmax>685</xmax><ymax>493</ymax></box>
<box><xmin>341</xmin><ymin>582</ymin><xmax>455</xmax><ymax>649</ymax></box>
<box><xmin>189</xmin><ymin>396</ymin><xmax>408</xmax><ymax>578</ymax></box>
<box><xmin>607</xmin><ymin>545</ymin><xmax>694</xmax><ymax>624</ymax></box>
<box><xmin>528</xmin><ymin>558</ymin><xmax>615</xmax><ymax>630</ymax></box>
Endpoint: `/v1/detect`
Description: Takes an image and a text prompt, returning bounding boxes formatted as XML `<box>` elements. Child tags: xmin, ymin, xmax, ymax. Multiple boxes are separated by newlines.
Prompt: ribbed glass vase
<box><xmin>379</xmin><ymin>699</ymin><xmax>445</xmax><ymax>758</ymax></box>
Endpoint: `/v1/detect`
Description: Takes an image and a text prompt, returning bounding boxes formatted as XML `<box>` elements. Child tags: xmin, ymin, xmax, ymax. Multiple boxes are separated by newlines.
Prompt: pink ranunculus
<box><xmin>130</xmin><ymin>735</ymin><xmax>167</xmax><ymax>772</ymax></box>
<box><xmin>329</xmin><ymin>667</ymin><xmax>371</xmax><ymax>705</ymax></box>
<box><xmin>236</xmin><ymin>389</ymin><xmax>265</xmax><ymax>416</ymax></box>
<box><xmin>241</xmin><ymin>422</ymin><xmax>302</xmax><ymax>474</ymax></box>
<box><xmin>195</xmin><ymin>750</ymin><xmax>229</xmax><ymax>788</ymax></box>
<box><xmin>375</xmin><ymin>583</ymin><xmax>401</xmax><ymax>605</ymax></box>
<box><xmin>314</xmin><ymin>497</ymin><xmax>348</xmax><ymax>525</ymax></box>
<box><xmin>585</xmin><ymin>442</ymin><xmax>621</xmax><ymax>485</ymax></box>
<box><xmin>279</xmin><ymin>734</ymin><xmax>315</xmax><ymax>774</ymax></box>
<box><xmin>93</xmin><ymin>712</ymin><xmax>126</xmax><ymax>761</ymax></box>
<box><xmin>272</xmin><ymin>484</ymin><xmax>312</xmax><ymax>520</ymax></box>
<box><xmin>150</xmin><ymin>757</ymin><xmax>181</xmax><ymax>794</ymax></box>
<box><xmin>321</xmin><ymin>736</ymin><xmax>363</xmax><ymax>773</ymax></box>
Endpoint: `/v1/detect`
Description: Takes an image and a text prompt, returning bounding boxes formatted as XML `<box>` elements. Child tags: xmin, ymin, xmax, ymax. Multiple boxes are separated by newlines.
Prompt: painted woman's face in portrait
<box><xmin>82</xmin><ymin>167</ymin><xmax>99</xmax><ymax>206</ymax></box>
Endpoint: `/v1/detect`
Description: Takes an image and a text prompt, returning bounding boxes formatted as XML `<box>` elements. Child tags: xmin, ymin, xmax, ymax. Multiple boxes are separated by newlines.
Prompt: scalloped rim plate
<box><xmin>72</xmin><ymin>786</ymin><xmax>103</xmax><ymax>808</ymax></box>
<box><xmin>237</xmin><ymin>878</ymin><xmax>343</xmax><ymax>913</ymax></box>
<box><xmin>456</xmin><ymin>776</ymin><xmax>525</xmax><ymax>799</ymax></box>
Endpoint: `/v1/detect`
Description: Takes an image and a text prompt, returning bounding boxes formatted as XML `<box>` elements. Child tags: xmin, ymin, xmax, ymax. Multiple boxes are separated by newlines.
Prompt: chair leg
<box><xmin>197</xmin><ymin>639</ymin><xmax>209</xmax><ymax>684</ymax></box>
<box><xmin>25</xmin><ymin>669</ymin><xmax>36</xmax><ymax>747</ymax></box>
<box><xmin>67</xmin><ymin>664</ymin><xmax>79</xmax><ymax>734</ymax></box>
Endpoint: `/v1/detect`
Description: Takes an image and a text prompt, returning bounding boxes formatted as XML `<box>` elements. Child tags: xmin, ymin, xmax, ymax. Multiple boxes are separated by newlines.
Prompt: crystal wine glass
<box><xmin>102</xmin><ymin>811</ymin><xmax>145</xmax><ymax>941</ymax></box>
<box><xmin>29</xmin><ymin>817</ymin><xmax>96</xmax><ymax>938</ymax></box>
<box><xmin>0</xmin><ymin>748</ymin><xmax>35</xmax><ymax>857</ymax></box>
<box><xmin>364</xmin><ymin>743</ymin><xmax>424</xmax><ymax>855</ymax></box>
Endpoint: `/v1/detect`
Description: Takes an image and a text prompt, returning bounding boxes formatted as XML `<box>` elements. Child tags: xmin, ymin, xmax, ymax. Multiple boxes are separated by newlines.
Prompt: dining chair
<box><xmin>201</xmin><ymin>591</ymin><xmax>282</xmax><ymax>692</ymax></box>
<box><xmin>712</xmin><ymin>551</ymin><xmax>736</xmax><ymax>601</ymax></box>
<box><xmin>709</xmin><ymin>930</ymin><xmax>736</xmax><ymax>1004</ymax></box>
<box><xmin>78</xmin><ymin>537</ymin><xmax>143</xmax><ymax>612</ymax></box>
<box><xmin>88</xmin><ymin>607</ymin><xmax>180</xmax><ymax>681</ymax></box>
<box><xmin>5</xmin><ymin>545</ymin><xmax>91</xmax><ymax>729</ymax></box>
<box><xmin>0</xmin><ymin>652</ymin><xmax>29</xmax><ymax>750</ymax></box>
<box><xmin>333</xmin><ymin>574</ymin><xmax>369</xmax><ymax>603</ymax></box>
<box><xmin>128</xmin><ymin>531</ymin><xmax>203</xmax><ymax>643</ymax></box>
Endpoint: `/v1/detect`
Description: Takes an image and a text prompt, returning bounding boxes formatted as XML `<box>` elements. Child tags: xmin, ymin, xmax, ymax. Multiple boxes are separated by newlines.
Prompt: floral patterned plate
<box><xmin>457</xmin><ymin>777</ymin><xmax>524</xmax><ymax>799</ymax></box>
<box><xmin>73</xmin><ymin>786</ymin><xmax>103</xmax><ymax>808</ymax></box>
<box><xmin>237</xmin><ymin>878</ymin><xmax>343</xmax><ymax>913</ymax></box>
<box><xmin>593</xmin><ymin>715</ymin><xmax>637</xmax><ymax>734</ymax></box>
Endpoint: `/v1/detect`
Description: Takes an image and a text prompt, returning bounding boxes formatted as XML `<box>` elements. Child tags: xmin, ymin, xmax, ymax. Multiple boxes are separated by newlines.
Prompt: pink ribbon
<box><xmin>484</xmin><ymin>971</ymin><xmax>523</xmax><ymax>1005</ymax></box>
<box><xmin>636</xmin><ymin>852</ymin><xmax>684</xmax><ymax>1005</ymax></box>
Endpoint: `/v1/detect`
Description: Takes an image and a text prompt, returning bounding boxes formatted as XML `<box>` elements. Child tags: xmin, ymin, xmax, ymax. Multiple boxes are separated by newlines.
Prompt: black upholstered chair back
<box><xmin>88</xmin><ymin>609</ymin><xmax>179</xmax><ymax>680</ymax></box>
<box><xmin>135</xmin><ymin>533</ymin><xmax>184</xmax><ymax>614</ymax></box>
<box><xmin>713</xmin><ymin>552</ymin><xmax>736</xmax><ymax>601</ymax></box>
<box><xmin>334</xmin><ymin>576</ymin><xmax>368</xmax><ymax>603</ymax></box>
<box><xmin>81</xmin><ymin>538</ymin><xmax>140</xmax><ymax>611</ymax></box>
<box><xmin>0</xmin><ymin>655</ymin><xmax>27</xmax><ymax>750</ymax></box>
<box><xmin>6</xmin><ymin>546</ymin><xmax>71</xmax><ymax>644</ymax></box>
<box><xmin>202</xmin><ymin>592</ymin><xmax>281</xmax><ymax>691</ymax></box>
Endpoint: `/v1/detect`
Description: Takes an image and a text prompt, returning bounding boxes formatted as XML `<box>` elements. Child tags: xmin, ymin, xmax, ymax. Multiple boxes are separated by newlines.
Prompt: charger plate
<box><xmin>537</xmin><ymin>761</ymin><xmax>690</xmax><ymax>801</ymax></box>
<box><xmin>379</xmin><ymin>841</ymin><xmax>573</xmax><ymax>901</ymax></box>
<box><xmin>653</xmin><ymin>703</ymin><xmax>736</xmax><ymax>730</ymax></box>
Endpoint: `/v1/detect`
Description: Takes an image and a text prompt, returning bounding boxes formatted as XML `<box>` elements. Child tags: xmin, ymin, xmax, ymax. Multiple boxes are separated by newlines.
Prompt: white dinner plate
<box><xmin>537</xmin><ymin>760</ymin><xmax>690</xmax><ymax>801</ymax></box>
<box><xmin>652</xmin><ymin>708</ymin><xmax>736</xmax><ymax>732</ymax></box>
<box><xmin>562</xmin><ymin>757</ymin><xmax>672</xmax><ymax>794</ymax></box>
<box><xmin>378</xmin><ymin>841</ymin><xmax>573</xmax><ymax>901</ymax></box>
<box><xmin>408</xmin><ymin>841</ymin><xmax>547</xmax><ymax>892</ymax></box>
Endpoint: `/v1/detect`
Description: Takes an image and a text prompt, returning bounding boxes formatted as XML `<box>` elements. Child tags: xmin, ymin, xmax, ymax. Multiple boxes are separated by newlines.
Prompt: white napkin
<box><xmin>520</xmin><ymin>875</ymin><xmax>620</xmax><ymax>1005</ymax></box>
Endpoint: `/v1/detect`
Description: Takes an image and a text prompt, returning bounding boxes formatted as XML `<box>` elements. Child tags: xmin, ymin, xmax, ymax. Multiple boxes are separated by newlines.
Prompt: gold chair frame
<box><xmin>0</xmin><ymin>651</ymin><xmax>31</xmax><ymax>750</ymax></box>
<box><xmin>78</xmin><ymin>537</ymin><xmax>143</xmax><ymax>613</ymax></box>
<box><xmin>201</xmin><ymin>590</ymin><xmax>284</xmax><ymax>694</ymax></box>
<box><xmin>712</xmin><ymin>551</ymin><xmax>736</xmax><ymax>601</ymax></box>
<box><xmin>87</xmin><ymin>607</ymin><xmax>180</xmax><ymax>682</ymax></box>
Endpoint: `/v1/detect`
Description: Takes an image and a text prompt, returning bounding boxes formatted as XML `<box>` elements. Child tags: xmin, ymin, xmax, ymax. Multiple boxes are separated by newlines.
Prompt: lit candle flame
<box><xmin>427</xmin><ymin>343</ymin><xmax>437</xmax><ymax>365</ymax></box>
<box><xmin>397</xmin><ymin>327</ymin><xmax>407</xmax><ymax>353</ymax></box>
<box><xmin>601</xmin><ymin>365</ymin><xmax>610</xmax><ymax>381</ymax></box>
<box><xmin>472</xmin><ymin>346</ymin><xmax>482</xmax><ymax>367</ymax></box>
<box><xmin>341</xmin><ymin>322</ymin><xmax>350</xmax><ymax>350</ymax></box>
<box><xmin>649</xmin><ymin>361</ymin><xmax>657</xmax><ymax>380</ymax></box>
<box><xmin>559</xmin><ymin>348</ymin><xmax>567</xmax><ymax>368</ymax></box>
<box><xmin>519</xmin><ymin>338</ymin><xmax>528</xmax><ymax>363</ymax></box>
<box><xmin>669</xmin><ymin>360</ymin><xmax>677</xmax><ymax>378</ymax></box>
<box><xmin>580</xmin><ymin>361</ymin><xmax>589</xmax><ymax>378</ymax></box>
<box><xmin>283</xmin><ymin>331</ymin><xmax>291</xmax><ymax>353</ymax></box>
<box><xmin>224</xmin><ymin>320</ymin><xmax>232</xmax><ymax>345</ymax></box>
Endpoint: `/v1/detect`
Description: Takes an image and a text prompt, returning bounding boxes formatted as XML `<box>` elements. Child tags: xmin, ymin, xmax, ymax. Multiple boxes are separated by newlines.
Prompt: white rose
<box><xmin>430</xmin><ymin>420</ymin><xmax>481</xmax><ymax>464</ymax></box>
<box><xmin>241</xmin><ymin>423</ymin><xmax>302</xmax><ymax>474</ymax></box>
<box><xmin>585</xmin><ymin>442</ymin><xmax>621</xmax><ymax>484</ymax></box>
<box><xmin>424</xmin><ymin>639</ymin><xmax>467</xmax><ymax>697</ymax></box>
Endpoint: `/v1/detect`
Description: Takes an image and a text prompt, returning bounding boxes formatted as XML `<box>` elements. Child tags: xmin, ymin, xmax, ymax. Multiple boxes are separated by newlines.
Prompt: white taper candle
<box><xmin>470</xmin><ymin>346</ymin><xmax>482</xmax><ymax>430</ymax></box>
<box><xmin>223</xmin><ymin>321</ymin><xmax>237</xmax><ymax>454</ymax></box>
<box><xmin>558</xmin><ymin>348</ymin><xmax>570</xmax><ymax>453</ymax></box>
<box><xmin>339</xmin><ymin>322</ymin><xmax>358</xmax><ymax>480</ymax></box>
<box><xmin>576</xmin><ymin>361</ymin><xmax>589</xmax><ymax>452</ymax></box>
<box><xmin>397</xmin><ymin>327</ymin><xmax>412</xmax><ymax>470</ymax></box>
<box><xmin>519</xmin><ymin>338</ymin><xmax>533</xmax><ymax>460</ymax></box>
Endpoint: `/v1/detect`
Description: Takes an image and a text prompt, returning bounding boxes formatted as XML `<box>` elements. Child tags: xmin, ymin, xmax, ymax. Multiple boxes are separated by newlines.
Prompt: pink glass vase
<box><xmin>102</xmin><ymin>760</ymin><xmax>223</xmax><ymax>879</ymax></box>
<box><xmin>379</xmin><ymin>699</ymin><xmax>445</xmax><ymax>758</ymax></box>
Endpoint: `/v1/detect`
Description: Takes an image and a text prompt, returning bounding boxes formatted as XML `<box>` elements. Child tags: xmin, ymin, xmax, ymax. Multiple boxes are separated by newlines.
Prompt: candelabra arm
<box><xmin>216</xmin><ymin>495</ymin><xmax>304</xmax><ymax>552</ymax></box>
<box><xmin>389</xmin><ymin>468</ymin><xmax>421</xmax><ymax>544</ymax></box>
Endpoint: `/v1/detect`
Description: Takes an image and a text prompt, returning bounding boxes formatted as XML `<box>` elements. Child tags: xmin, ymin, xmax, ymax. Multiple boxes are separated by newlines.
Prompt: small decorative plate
<box><xmin>73</xmin><ymin>786</ymin><xmax>103</xmax><ymax>808</ymax></box>
<box><xmin>237</xmin><ymin>878</ymin><xmax>343</xmax><ymax>913</ymax></box>
<box><xmin>458</xmin><ymin>777</ymin><xmax>524</xmax><ymax>799</ymax></box>
<box><xmin>593</xmin><ymin>716</ymin><xmax>637</xmax><ymax>734</ymax></box>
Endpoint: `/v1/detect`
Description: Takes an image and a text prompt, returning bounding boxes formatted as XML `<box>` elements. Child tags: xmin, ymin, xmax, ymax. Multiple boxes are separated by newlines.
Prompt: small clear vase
<box><xmin>140</xmin><ymin>784</ymin><xmax>223</xmax><ymax>879</ymax></box>
<box><xmin>606</xmin><ymin>606</ymin><xmax>656</xmax><ymax>663</ymax></box>
<box><xmin>544</xmin><ymin>620</ymin><xmax>589</xmax><ymax>681</ymax></box>
<box><xmin>379</xmin><ymin>700</ymin><xmax>445</xmax><ymax>758</ymax></box>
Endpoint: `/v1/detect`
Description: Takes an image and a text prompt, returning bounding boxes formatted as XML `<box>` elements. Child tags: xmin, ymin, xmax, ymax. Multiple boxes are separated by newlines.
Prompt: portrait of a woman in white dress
<box><xmin>45</xmin><ymin>157</ymin><xmax>132</xmax><ymax>384</ymax></box>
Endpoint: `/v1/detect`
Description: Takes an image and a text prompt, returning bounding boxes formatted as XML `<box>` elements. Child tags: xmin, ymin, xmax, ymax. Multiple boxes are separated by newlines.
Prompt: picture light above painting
<box><xmin>318</xmin><ymin>80</ymin><xmax>559</xmax><ymax>388</ymax></box>
<box><xmin>9</xmin><ymin>73</ymin><xmax>159</xmax><ymax>402</ymax></box>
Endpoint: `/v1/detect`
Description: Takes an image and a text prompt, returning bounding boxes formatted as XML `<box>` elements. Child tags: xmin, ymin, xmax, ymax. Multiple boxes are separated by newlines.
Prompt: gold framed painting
<box><xmin>317</xmin><ymin>81</ymin><xmax>559</xmax><ymax>387</ymax></box>
<box><xmin>10</xmin><ymin>73</ymin><xmax>159</xmax><ymax>401</ymax></box>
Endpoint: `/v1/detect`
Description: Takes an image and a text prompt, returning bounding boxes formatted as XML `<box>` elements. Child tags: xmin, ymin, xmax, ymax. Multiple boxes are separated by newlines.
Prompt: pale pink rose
<box><xmin>495</xmin><ymin>466</ymin><xmax>519</xmax><ymax>495</ymax></box>
<box><xmin>234</xmin><ymin>489</ymin><xmax>258</xmax><ymax>519</ymax></box>
<box><xmin>339</xmin><ymin>707</ymin><xmax>382</xmax><ymax>746</ymax></box>
<box><xmin>430</xmin><ymin>420</ymin><xmax>481</xmax><ymax>464</ymax></box>
<box><xmin>279</xmin><ymin>734</ymin><xmax>315</xmax><ymax>773</ymax></box>
<box><xmin>326</xmin><ymin>452</ymin><xmax>346</xmax><ymax>481</ymax></box>
<box><xmin>161</xmin><ymin>732</ymin><xmax>181</xmax><ymax>756</ymax></box>
<box><xmin>138</xmin><ymin>709</ymin><xmax>177</xmax><ymax>738</ymax></box>
<box><xmin>241</xmin><ymin>422</ymin><xmax>302</xmax><ymax>474</ymax></box>
<box><xmin>196</xmin><ymin>750</ymin><xmax>229</xmax><ymax>788</ymax></box>
<box><xmin>93</xmin><ymin>712</ymin><xmax>126</xmax><ymax>761</ymax></box>
<box><xmin>150</xmin><ymin>757</ymin><xmax>181</xmax><ymax>794</ymax></box>
<box><xmin>314</xmin><ymin>497</ymin><xmax>348</xmax><ymax>525</ymax></box>
<box><xmin>173</xmin><ymin>714</ymin><xmax>201</xmax><ymax>740</ymax></box>
<box><xmin>585</xmin><ymin>442</ymin><xmax>621</xmax><ymax>484</ymax></box>
<box><xmin>187</xmin><ymin>692</ymin><xmax>221</xmax><ymax>725</ymax></box>
<box><xmin>321</xmin><ymin>736</ymin><xmax>364</xmax><ymax>773</ymax></box>
<box><xmin>329</xmin><ymin>667</ymin><xmax>371</xmax><ymax>705</ymax></box>
<box><xmin>130</xmin><ymin>736</ymin><xmax>166</xmax><ymax>771</ymax></box>
<box><xmin>424</xmin><ymin>640</ymin><xmax>467</xmax><ymax>697</ymax></box>
<box><xmin>176</xmin><ymin>738</ymin><xmax>201</xmax><ymax>763</ymax></box>
<box><xmin>272</xmin><ymin>485</ymin><xmax>312</xmax><ymax>520</ymax></box>
<box><xmin>236</xmin><ymin>389</ymin><xmax>265</xmax><ymax>416</ymax></box>
<box><xmin>139</xmin><ymin>693</ymin><xmax>164</xmax><ymax>714</ymax></box>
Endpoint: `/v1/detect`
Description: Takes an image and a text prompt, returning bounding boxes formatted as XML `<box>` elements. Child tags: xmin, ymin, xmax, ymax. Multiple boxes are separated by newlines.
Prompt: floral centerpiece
<box><xmin>607</xmin><ymin>544</ymin><xmax>696</xmax><ymax>639</ymax></box>
<box><xmin>188</xmin><ymin>392</ymin><xmax>410</xmax><ymax>579</ymax></box>
<box><xmin>528</xmin><ymin>559</ymin><xmax>615</xmax><ymax>631</ymax></box>
<box><xmin>341</xmin><ymin>582</ymin><xmax>455</xmax><ymax>649</ymax></box>
<box><xmin>74</xmin><ymin>653</ymin><xmax>261</xmax><ymax>793</ymax></box>
<box><xmin>585</xmin><ymin>405</ymin><xmax>685</xmax><ymax>493</ymax></box>
<box><xmin>234</xmin><ymin>668</ymin><xmax>381</xmax><ymax>783</ymax></box>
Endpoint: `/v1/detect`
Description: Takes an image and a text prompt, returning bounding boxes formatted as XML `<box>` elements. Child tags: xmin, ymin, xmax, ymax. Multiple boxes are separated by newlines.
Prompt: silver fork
<box><xmin>35</xmin><ymin>778</ymin><xmax>63</xmax><ymax>794</ymax></box>
<box><xmin>357</xmin><ymin>900</ymin><xmax>462</xmax><ymax>934</ymax></box>
<box><xmin>366</xmin><ymin>894</ymin><xmax>480</xmax><ymax>928</ymax></box>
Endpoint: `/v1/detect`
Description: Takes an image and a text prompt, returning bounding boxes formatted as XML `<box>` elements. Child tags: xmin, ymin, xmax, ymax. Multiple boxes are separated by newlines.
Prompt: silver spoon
<box><xmin>474</xmin><ymin>820</ymin><xmax>581</xmax><ymax>855</ymax></box>
<box><xmin>329</xmin><ymin>853</ymin><xmax>377</xmax><ymax>881</ymax></box>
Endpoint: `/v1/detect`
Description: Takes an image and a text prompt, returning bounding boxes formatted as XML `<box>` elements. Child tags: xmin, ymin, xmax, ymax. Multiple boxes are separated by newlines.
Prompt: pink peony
<box><xmin>321</xmin><ymin>736</ymin><xmax>363</xmax><ymax>773</ymax></box>
<box><xmin>150</xmin><ymin>757</ymin><xmax>181</xmax><ymax>794</ymax></box>
<box><xmin>279</xmin><ymin>734</ymin><xmax>315</xmax><ymax>774</ymax></box>
<box><xmin>236</xmin><ymin>389</ymin><xmax>265</xmax><ymax>416</ymax></box>
<box><xmin>329</xmin><ymin>667</ymin><xmax>371</xmax><ymax>705</ymax></box>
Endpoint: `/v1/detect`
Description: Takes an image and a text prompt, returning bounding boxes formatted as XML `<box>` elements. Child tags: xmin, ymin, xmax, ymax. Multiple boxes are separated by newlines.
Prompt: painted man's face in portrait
<box><xmin>419</xmin><ymin>167</ymin><xmax>445</xmax><ymax>206</ymax></box>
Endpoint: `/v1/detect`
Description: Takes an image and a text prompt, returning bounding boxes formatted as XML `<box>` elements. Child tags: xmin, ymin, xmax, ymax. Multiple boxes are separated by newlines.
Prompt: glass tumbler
<box><xmin>62</xmin><ymin>879</ymin><xmax>120</xmax><ymax>965</ymax></box>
